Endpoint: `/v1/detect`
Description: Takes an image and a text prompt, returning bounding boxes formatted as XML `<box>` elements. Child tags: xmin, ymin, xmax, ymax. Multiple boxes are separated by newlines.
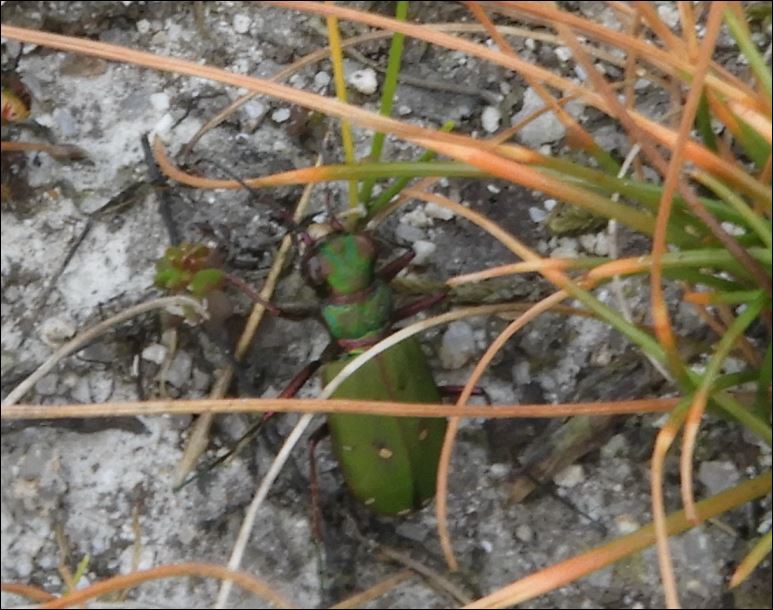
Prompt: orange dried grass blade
<box><xmin>678</xmin><ymin>0</ymin><xmax>700</xmax><ymax>58</ymax></box>
<box><xmin>0</xmin><ymin>396</ymin><xmax>679</xmax><ymax>421</ymax></box>
<box><xmin>648</xmin><ymin>2</ymin><xmax>726</xmax><ymax>379</ymax></box>
<box><xmin>35</xmin><ymin>562</ymin><xmax>294</xmax><ymax>609</ymax></box>
<box><xmin>0</xmin><ymin>582</ymin><xmax>57</xmax><ymax>603</ymax></box>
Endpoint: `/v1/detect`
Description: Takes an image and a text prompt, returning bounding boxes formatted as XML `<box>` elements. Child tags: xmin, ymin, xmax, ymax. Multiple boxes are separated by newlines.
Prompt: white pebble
<box><xmin>153</xmin><ymin>112</ymin><xmax>174</xmax><ymax>135</ymax></box>
<box><xmin>511</xmin><ymin>361</ymin><xmax>530</xmax><ymax>385</ymax></box>
<box><xmin>657</xmin><ymin>4</ymin><xmax>680</xmax><ymax>28</ymax></box>
<box><xmin>233</xmin><ymin>14</ymin><xmax>251</xmax><ymax>34</ymax></box>
<box><xmin>348</xmin><ymin>68</ymin><xmax>378</xmax><ymax>95</ymax></box>
<box><xmin>543</xmin><ymin>198</ymin><xmax>557</xmax><ymax>211</ymax></box>
<box><xmin>314</xmin><ymin>71</ymin><xmax>331</xmax><ymax>88</ymax></box>
<box><xmin>150</xmin><ymin>92</ymin><xmax>170</xmax><ymax>112</ymax></box>
<box><xmin>481</xmin><ymin>105</ymin><xmax>501</xmax><ymax>133</ymax></box>
<box><xmin>424</xmin><ymin>202</ymin><xmax>454</xmax><ymax>221</ymax></box>
<box><xmin>553</xmin><ymin>464</ymin><xmax>585</xmax><ymax>488</ymax></box>
<box><xmin>528</xmin><ymin>206</ymin><xmax>547</xmax><ymax>223</ymax></box>
<box><xmin>142</xmin><ymin>343</ymin><xmax>168</xmax><ymax>365</ymax></box>
<box><xmin>614</xmin><ymin>514</ymin><xmax>640</xmax><ymax>535</ymax></box>
<box><xmin>555</xmin><ymin>46</ymin><xmax>573</xmax><ymax>62</ymax></box>
<box><xmin>243</xmin><ymin>100</ymin><xmax>267</xmax><ymax>120</ymax></box>
<box><xmin>515</xmin><ymin>524</ymin><xmax>534</xmax><ymax>542</ymax></box>
<box><xmin>411</xmin><ymin>240</ymin><xmax>436</xmax><ymax>265</ymax></box>
<box><xmin>271</xmin><ymin>107</ymin><xmax>291</xmax><ymax>123</ymax></box>
<box><xmin>40</xmin><ymin>317</ymin><xmax>76</xmax><ymax>346</ymax></box>
<box><xmin>698</xmin><ymin>461</ymin><xmax>740</xmax><ymax>496</ymax></box>
<box><xmin>136</xmin><ymin>19</ymin><xmax>151</xmax><ymax>34</ymax></box>
<box><xmin>439</xmin><ymin>321</ymin><xmax>476</xmax><ymax>369</ymax></box>
<box><xmin>489</xmin><ymin>463</ymin><xmax>510</xmax><ymax>478</ymax></box>
<box><xmin>401</xmin><ymin>208</ymin><xmax>431</xmax><ymax>228</ymax></box>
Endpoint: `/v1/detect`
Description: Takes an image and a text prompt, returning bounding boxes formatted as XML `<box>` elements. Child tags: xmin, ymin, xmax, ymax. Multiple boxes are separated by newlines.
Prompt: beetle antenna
<box><xmin>322</xmin><ymin>188</ymin><xmax>346</xmax><ymax>233</ymax></box>
<box><xmin>195</xmin><ymin>158</ymin><xmax>314</xmax><ymax>248</ymax></box>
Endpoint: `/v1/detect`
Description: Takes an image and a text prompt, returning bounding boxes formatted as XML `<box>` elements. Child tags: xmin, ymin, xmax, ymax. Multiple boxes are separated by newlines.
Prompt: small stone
<box><xmin>481</xmin><ymin>105</ymin><xmax>501</xmax><ymax>133</ymax></box>
<box><xmin>53</xmin><ymin>108</ymin><xmax>78</xmax><ymax>137</ymax></box>
<box><xmin>191</xmin><ymin>368</ymin><xmax>211</xmax><ymax>392</ymax></box>
<box><xmin>489</xmin><ymin>463</ymin><xmax>509</xmax><ymax>479</ymax></box>
<box><xmin>685</xmin><ymin>579</ymin><xmax>710</xmax><ymax>599</ymax></box>
<box><xmin>150</xmin><ymin>92</ymin><xmax>169</xmax><ymax>112</ymax></box>
<box><xmin>424</xmin><ymin>202</ymin><xmax>454</xmax><ymax>221</ymax></box>
<box><xmin>394</xmin><ymin>223</ymin><xmax>426</xmax><ymax>244</ymax></box>
<box><xmin>657</xmin><ymin>4</ymin><xmax>679</xmax><ymax>28</ymax></box>
<box><xmin>480</xmin><ymin>539</ymin><xmax>493</xmax><ymax>553</ymax></box>
<box><xmin>163</xmin><ymin>350</ymin><xmax>192</xmax><ymax>388</ymax></box>
<box><xmin>511</xmin><ymin>87</ymin><xmax>566</xmax><ymax>147</ymax></box>
<box><xmin>71</xmin><ymin>378</ymin><xmax>92</xmax><ymax>403</ymax></box>
<box><xmin>515</xmin><ymin>524</ymin><xmax>534</xmax><ymax>542</ymax></box>
<box><xmin>553</xmin><ymin>464</ymin><xmax>585</xmax><ymax>488</ymax></box>
<box><xmin>142</xmin><ymin>343</ymin><xmax>167</xmax><ymax>365</ymax></box>
<box><xmin>543</xmin><ymin>198</ymin><xmax>557</xmax><ymax>211</ymax></box>
<box><xmin>153</xmin><ymin>112</ymin><xmax>174</xmax><ymax>134</ymax></box>
<box><xmin>313</xmin><ymin>71</ymin><xmax>331</xmax><ymax>88</ymax></box>
<box><xmin>271</xmin><ymin>107</ymin><xmax>291</xmax><ymax>123</ymax></box>
<box><xmin>439</xmin><ymin>321</ymin><xmax>476</xmax><ymax>369</ymax></box>
<box><xmin>395</xmin><ymin>522</ymin><xmax>426</xmax><ymax>542</ymax></box>
<box><xmin>698</xmin><ymin>460</ymin><xmax>740</xmax><ymax>496</ymax></box>
<box><xmin>555</xmin><ymin>46</ymin><xmax>572</xmax><ymax>62</ymax></box>
<box><xmin>136</xmin><ymin>19</ymin><xmax>151</xmax><ymax>34</ymax></box>
<box><xmin>511</xmin><ymin>361</ymin><xmax>530</xmax><ymax>385</ymax></box>
<box><xmin>348</xmin><ymin>68</ymin><xmax>378</xmax><ymax>95</ymax></box>
<box><xmin>34</xmin><ymin>374</ymin><xmax>59</xmax><ymax>396</ymax></box>
<box><xmin>601</xmin><ymin>433</ymin><xmax>629</xmax><ymax>459</ymax></box>
<box><xmin>397</xmin><ymin>104</ymin><xmax>412</xmax><ymax>116</ymax></box>
<box><xmin>40</xmin><ymin>316</ymin><xmax>76</xmax><ymax>346</ymax></box>
<box><xmin>233</xmin><ymin>14</ymin><xmax>251</xmax><ymax>34</ymax></box>
<box><xmin>401</xmin><ymin>208</ymin><xmax>431</xmax><ymax>228</ymax></box>
<box><xmin>614</xmin><ymin>514</ymin><xmax>640</xmax><ymax>534</ymax></box>
<box><xmin>411</xmin><ymin>240</ymin><xmax>436</xmax><ymax>265</ymax></box>
<box><xmin>88</xmin><ymin>372</ymin><xmax>114</xmax><ymax>402</ymax></box>
<box><xmin>243</xmin><ymin>100</ymin><xmax>267</xmax><ymax>120</ymax></box>
<box><xmin>528</xmin><ymin>206</ymin><xmax>547</xmax><ymax>223</ymax></box>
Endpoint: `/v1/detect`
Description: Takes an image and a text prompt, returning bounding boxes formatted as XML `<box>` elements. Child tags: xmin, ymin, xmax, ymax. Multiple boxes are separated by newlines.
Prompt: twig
<box><xmin>379</xmin><ymin>545</ymin><xmax>472</xmax><ymax>606</ymax></box>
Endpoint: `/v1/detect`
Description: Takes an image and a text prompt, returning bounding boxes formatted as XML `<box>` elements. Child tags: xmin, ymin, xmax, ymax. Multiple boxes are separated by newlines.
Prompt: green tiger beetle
<box><xmin>155</xmin><ymin>180</ymin><xmax>460</xmax><ymax>519</ymax></box>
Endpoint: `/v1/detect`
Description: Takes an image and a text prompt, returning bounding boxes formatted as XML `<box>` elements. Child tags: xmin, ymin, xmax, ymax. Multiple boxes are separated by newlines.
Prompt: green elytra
<box><xmin>306</xmin><ymin>232</ymin><xmax>447</xmax><ymax>515</ymax></box>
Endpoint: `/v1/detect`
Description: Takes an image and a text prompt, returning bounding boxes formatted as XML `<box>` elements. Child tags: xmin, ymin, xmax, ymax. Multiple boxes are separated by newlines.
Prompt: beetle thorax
<box><xmin>313</xmin><ymin>233</ymin><xmax>377</xmax><ymax>296</ymax></box>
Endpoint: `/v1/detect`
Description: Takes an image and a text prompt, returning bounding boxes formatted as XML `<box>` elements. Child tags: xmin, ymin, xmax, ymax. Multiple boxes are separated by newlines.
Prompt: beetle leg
<box><xmin>308</xmin><ymin>422</ymin><xmax>330</xmax><ymax>543</ymax></box>
<box><xmin>438</xmin><ymin>384</ymin><xmax>492</xmax><ymax>404</ymax></box>
<box><xmin>377</xmin><ymin>249</ymin><xmax>415</xmax><ymax>282</ymax></box>
<box><xmin>391</xmin><ymin>291</ymin><xmax>447</xmax><ymax>322</ymax></box>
